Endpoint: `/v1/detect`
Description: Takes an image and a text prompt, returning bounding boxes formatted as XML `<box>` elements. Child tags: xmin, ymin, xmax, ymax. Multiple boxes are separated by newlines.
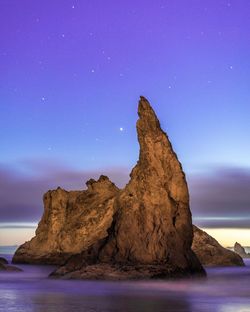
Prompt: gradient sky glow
<box><xmin>1</xmin><ymin>0</ymin><xmax>250</xmax><ymax>246</ymax></box>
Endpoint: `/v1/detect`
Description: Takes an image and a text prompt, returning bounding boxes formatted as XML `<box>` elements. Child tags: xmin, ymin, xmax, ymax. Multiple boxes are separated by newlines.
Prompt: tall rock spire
<box><xmin>97</xmin><ymin>96</ymin><xmax>200</xmax><ymax>271</ymax></box>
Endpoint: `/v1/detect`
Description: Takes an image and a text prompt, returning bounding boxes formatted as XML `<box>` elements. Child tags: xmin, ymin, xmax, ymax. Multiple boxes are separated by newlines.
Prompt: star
<box><xmin>41</xmin><ymin>97</ymin><xmax>45</xmax><ymax>101</ymax></box>
<box><xmin>229</xmin><ymin>65</ymin><xmax>233</xmax><ymax>70</ymax></box>
<box><xmin>119</xmin><ymin>127</ymin><xmax>124</xmax><ymax>132</ymax></box>
<box><xmin>72</xmin><ymin>5</ymin><xmax>75</xmax><ymax>9</ymax></box>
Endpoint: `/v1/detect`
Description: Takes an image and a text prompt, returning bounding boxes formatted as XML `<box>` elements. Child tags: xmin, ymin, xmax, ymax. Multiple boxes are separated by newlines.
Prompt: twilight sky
<box><xmin>1</xmin><ymin>0</ymin><xmax>250</xmax><ymax>246</ymax></box>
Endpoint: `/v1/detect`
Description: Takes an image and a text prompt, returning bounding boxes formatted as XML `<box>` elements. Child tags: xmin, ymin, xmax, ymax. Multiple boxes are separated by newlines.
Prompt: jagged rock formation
<box><xmin>13</xmin><ymin>176</ymin><xmax>119</xmax><ymax>264</ymax></box>
<box><xmin>192</xmin><ymin>226</ymin><xmax>244</xmax><ymax>266</ymax></box>
<box><xmin>234</xmin><ymin>242</ymin><xmax>250</xmax><ymax>258</ymax></box>
<box><xmin>14</xmin><ymin>96</ymin><xmax>205</xmax><ymax>279</ymax></box>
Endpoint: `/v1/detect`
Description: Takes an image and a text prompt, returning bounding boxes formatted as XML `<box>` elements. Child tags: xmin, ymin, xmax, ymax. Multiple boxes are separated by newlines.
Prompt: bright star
<box><xmin>119</xmin><ymin>127</ymin><xmax>124</xmax><ymax>132</ymax></box>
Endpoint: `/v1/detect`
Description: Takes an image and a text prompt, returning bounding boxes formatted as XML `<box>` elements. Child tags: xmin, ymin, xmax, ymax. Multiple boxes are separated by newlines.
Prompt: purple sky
<box><xmin>1</xmin><ymin>1</ymin><xmax>250</xmax><ymax>232</ymax></box>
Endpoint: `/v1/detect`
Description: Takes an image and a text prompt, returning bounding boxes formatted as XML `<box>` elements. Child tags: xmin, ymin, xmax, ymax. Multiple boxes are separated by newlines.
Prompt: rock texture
<box><xmin>14</xmin><ymin>96</ymin><xmax>205</xmax><ymax>279</ymax></box>
<box><xmin>13</xmin><ymin>176</ymin><xmax>119</xmax><ymax>264</ymax></box>
<box><xmin>192</xmin><ymin>226</ymin><xmax>244</xmax><ymax>266</ymax></box>
<box><xmin>234</xmin><ymin>242</ymin><xmax>250</xmax><ymax>258</ymax></box>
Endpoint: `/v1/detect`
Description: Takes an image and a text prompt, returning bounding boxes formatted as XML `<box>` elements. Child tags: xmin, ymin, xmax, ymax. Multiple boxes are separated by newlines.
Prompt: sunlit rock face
<box><xmin>14</xmin><ymin>96</ymin><xmax>205</xmax><ymax>279</ymax></box>
<box><xmin>192</xmin><ymin>226</ymin><xmax>244</xmax><ymax>266</ymax></box>
<box><xmin>13</xmin><ymin>176</ymin><xmax>119</xmax><ymax>265</ymax></box>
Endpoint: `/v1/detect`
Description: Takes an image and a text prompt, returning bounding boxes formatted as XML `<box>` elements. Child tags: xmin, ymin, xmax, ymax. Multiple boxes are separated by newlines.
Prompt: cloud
<box><xmin>0</xmin><ymin>160</ymin><xmax>130</xmax><ymax>222</ymax></box>
<box><xmin>188</xmin><ymin>167</ymin><xmax>250</xmax><ymax>228</ymax></box>
<box><xmin>0</xmin><ymin>223</ymin><xmax>37</xmax><ymax>229</ymax></box>
<box><xmin>0</xmin><ymin>161</ymin><xmax>250</xmax><ymax>229</ymax></box>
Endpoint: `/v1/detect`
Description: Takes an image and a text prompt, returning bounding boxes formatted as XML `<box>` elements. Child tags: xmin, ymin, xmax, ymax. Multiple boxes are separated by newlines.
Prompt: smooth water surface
<box><xmin>0</xmin><ymin>248</ymin><xmax>250</xmax><ymax>312</ymax></box>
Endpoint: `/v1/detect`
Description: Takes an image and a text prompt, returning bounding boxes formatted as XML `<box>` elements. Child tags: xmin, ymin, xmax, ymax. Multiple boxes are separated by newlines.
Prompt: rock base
<box><xmin>51</xmin><ymin>263</ymin><xmax>205</xmax><ymax>280</ymax></box>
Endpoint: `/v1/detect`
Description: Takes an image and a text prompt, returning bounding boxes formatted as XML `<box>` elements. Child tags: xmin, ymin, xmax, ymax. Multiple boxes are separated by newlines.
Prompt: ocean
<box><xmin>1</xmin><ymin>246</ymin><xmax>250</xmax><ymax>312</ymax></box>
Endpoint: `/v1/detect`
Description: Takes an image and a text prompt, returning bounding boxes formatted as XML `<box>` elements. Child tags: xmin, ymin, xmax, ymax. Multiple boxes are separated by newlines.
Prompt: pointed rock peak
<box><xmin>138</xmin><ymin>96</ymin><xmax>156</xmax><ymax>117</ymax></box>
<box><xmin>137</xmin><ymin>96</ymin><xmax>161</xmax><ymax>133</ymax></box>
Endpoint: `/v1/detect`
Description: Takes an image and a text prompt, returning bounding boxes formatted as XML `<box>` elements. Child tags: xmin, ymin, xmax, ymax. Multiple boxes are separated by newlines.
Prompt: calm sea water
<box><xmin>1</xmin><ymin>247</ymin><xmax>250</xmax><ymax>312</ymax></box>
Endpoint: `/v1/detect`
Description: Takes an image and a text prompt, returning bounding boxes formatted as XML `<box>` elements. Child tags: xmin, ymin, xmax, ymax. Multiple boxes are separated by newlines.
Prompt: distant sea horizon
<box><xmin>0</xmin><ymin>245</ymin><xmax>18</xmax><ymax>255</ymax></box>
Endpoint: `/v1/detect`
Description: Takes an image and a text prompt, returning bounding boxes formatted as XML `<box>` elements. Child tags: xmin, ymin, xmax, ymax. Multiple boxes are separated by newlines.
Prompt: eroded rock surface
<box><xmin>192</xmin><ymin>226</ymin><xmax>244</xmax><ymax>266</ymax></box>
<box><xmin>234</xmin><ymin>242</ymin><xmax>250</xmax><ymax>258</ymax></box>
<box><xmin>13</xmin><ymin>176</ymin><xmax>119</xmax><ymax>264</ymax></box>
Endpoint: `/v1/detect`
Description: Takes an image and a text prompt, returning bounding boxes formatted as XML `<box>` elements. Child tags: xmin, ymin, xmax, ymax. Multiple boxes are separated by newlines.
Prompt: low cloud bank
<box><xmin>0</xmin><ymin>160</ymin><xmax>129</xmax><ymax>222</ymax></box>
<box><xmin>1</xmin><ymin>161</ymin><xmax>249</xmax><ymax>228</ymax></box>
<box><xmin>188</xmin><ymin>167</ymin><xmax>250</xmax><ymax>228</ymax></box>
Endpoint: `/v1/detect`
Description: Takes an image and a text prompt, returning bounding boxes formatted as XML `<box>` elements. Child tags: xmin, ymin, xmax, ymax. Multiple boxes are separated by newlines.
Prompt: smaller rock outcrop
<box><xmin>0</xmin><ymin>257</ymin><xmax>8</xmax><ymax>265</ymax></box>
<box><xmin>0</xmin><ymin>258</ymin><xmax>22</xmax><ymax>272</ymax></box>
<box><xmin>234</xmin><ymin>242</ymin><xmax>250</xmax><ymax>258</ymax></box>
<box><xmin>192</xmin><ymin>226</ymin><xmax>244</xmax><ymax>266</ymax></box>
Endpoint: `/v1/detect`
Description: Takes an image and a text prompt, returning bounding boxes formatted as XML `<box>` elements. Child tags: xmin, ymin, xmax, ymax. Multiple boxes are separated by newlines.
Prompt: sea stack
<box><xmin>13</xmin><ymin>96</ymin><xmax>205</xmax><ymax>279</ymax></box>
<box><xmin>234</xmin><ymin>242</ymin><xmax>250</xmax><ymax>258</ymax></box>
<box><xmin>192</xmin><ymin>226</ymin><xmax>244</xmax><ymax>266</ymax></box>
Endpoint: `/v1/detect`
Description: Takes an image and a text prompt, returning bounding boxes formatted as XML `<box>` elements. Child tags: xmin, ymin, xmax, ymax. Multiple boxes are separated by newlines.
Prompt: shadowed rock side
<box><xmin>192</xmin><ymin>226</ymin><xmax>244</xmax><ymax>266</ymax></box>
<box><xmin>13</xmin><ymin>176</ymin><xmax>119</xmax><ymax>265</ymax></box>
<box><xmin>234</xmin><ymin>242</ymin><xmax>250</xmax><ymax>258</ymax></box>
<box><xmin>51</xmin><ymin>97</ymin><xmax>205</xmax><ymax>279</ymax></box>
